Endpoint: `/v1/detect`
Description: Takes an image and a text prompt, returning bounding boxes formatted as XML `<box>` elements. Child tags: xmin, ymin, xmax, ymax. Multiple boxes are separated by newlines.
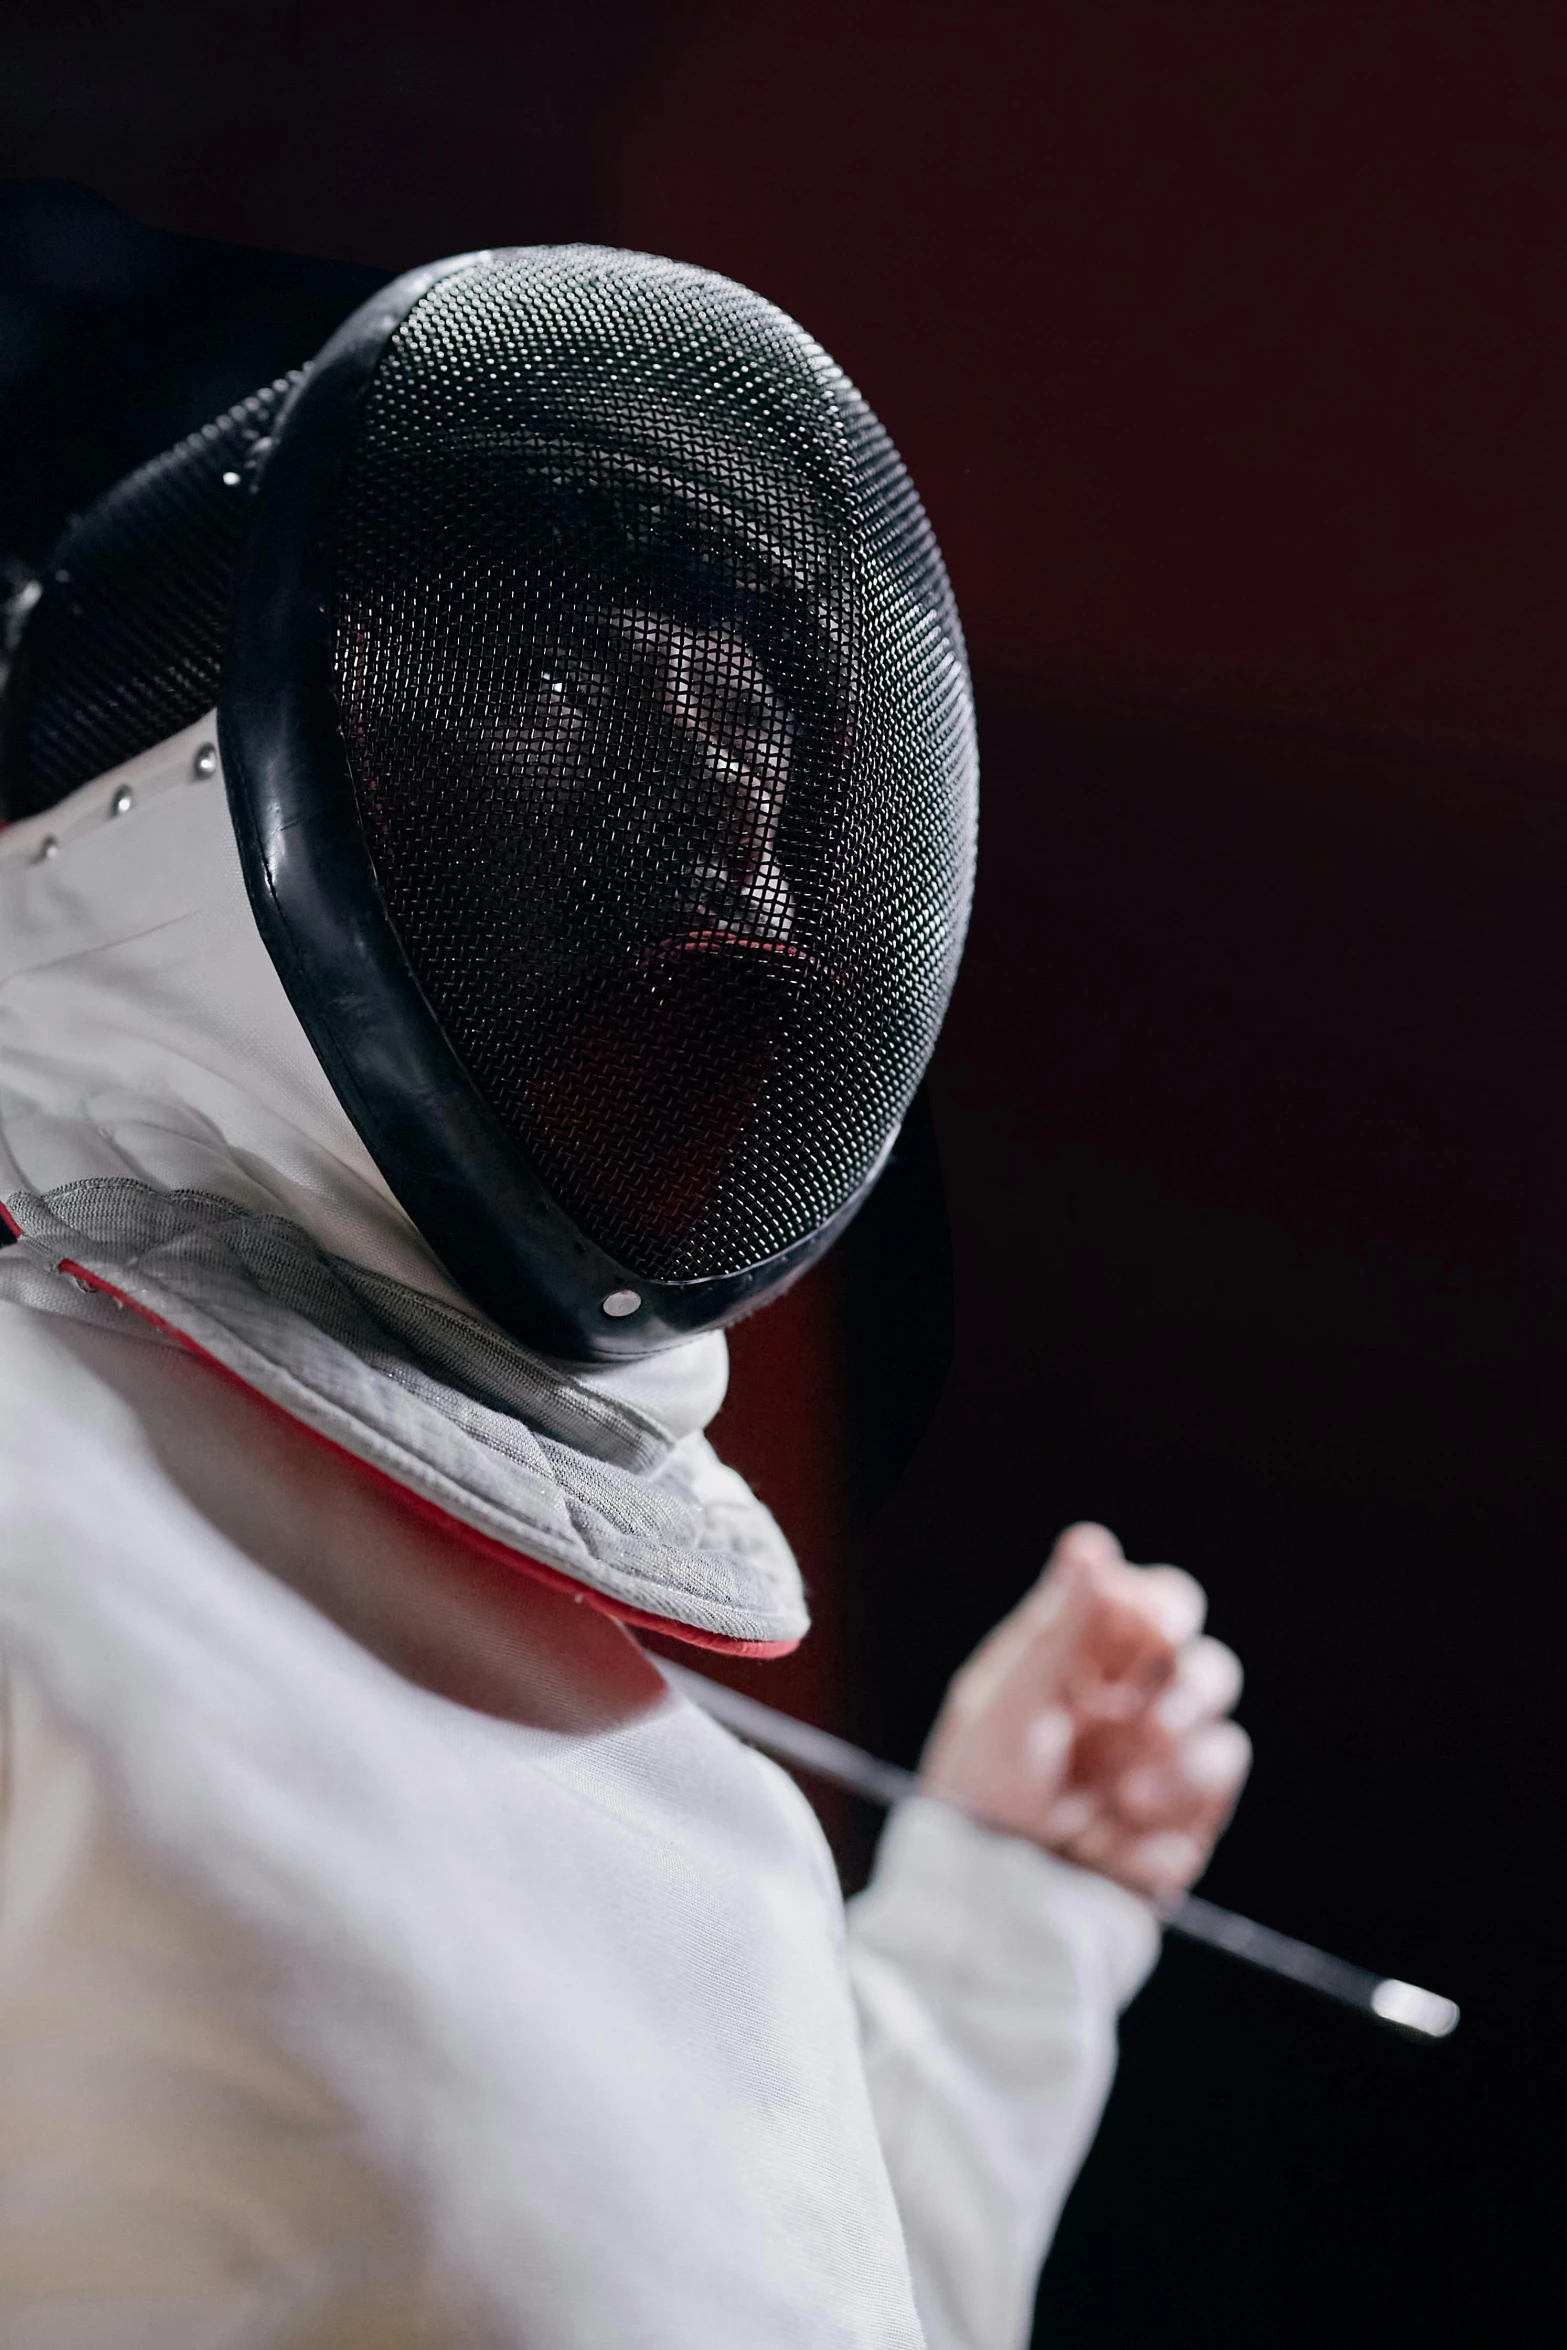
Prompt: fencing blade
<box><xmin>661</xmin><ymin>1661</ymin><xmax>1458</xmax><ymax>2041</ymax></box>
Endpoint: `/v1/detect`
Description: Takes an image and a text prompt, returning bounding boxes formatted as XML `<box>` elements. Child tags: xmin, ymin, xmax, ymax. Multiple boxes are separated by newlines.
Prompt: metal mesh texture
<box><xmin>333</xmin><ymin>248</ymin><xmax>976</xmax><ymax>1286</ymax></box>
<box><xmin>0</xmin><ymin>378</ymin><xmax>300</xmax><ymax>818</ymax></box>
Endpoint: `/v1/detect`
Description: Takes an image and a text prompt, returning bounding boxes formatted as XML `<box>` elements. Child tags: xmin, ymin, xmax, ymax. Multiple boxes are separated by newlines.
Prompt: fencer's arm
<box><xmin>846</xmin><ymin>1798</ymin><xmax>1158</xmax><ymax>2350</ymax></box>
<box><xmin>845</xmin><ymin>1524</ymin><xmax>1250</xmax><ymax>2350</ymax></box>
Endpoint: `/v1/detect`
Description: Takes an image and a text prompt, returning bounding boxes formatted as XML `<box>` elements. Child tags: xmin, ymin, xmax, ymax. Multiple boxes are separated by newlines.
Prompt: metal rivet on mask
<box><xmin>108</xmin><ymin>784</ymin><xmax>134</xmax><ymax>818</ymax></box>
<box><xmin>191</xmin><ymin>742</ymin><xmax>218</xmax><ymax>779</ymax></box>
<box><xmin>601</xmin><ymin>1289</ymin><xmax>642</xmax><ymax>1318</ymax></box>
<box><xmin>32</xmin><ymin>834</ymin><xmax>59</xmax><ymax>864</ymax></box>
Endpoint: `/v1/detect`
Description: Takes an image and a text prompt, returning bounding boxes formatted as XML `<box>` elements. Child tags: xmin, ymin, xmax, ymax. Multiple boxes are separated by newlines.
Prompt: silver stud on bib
<box><xmin>192</xmin><ymin>742</ymin><xmax>218</xmax><ymax>779</ymax></box>
<box><xmin>601</xmin><ymin>1289</ymin><xmax>642</xmax><ymax>1319</ymax></box>
<box><xmin>108</xmin><ymin>784</ymin><xmax>134</xmax><ymax>817</ymax></box>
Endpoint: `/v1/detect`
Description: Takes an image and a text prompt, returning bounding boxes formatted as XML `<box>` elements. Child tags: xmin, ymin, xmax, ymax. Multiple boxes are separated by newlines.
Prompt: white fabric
<box><xmin>0</xmin><ymin>1307</ymin><xmax>914</xmax><ymax>2347</ymax></box>
<box><xmin>0</xmin><ymin>722</ymin><xmax>1161</xmax><ymax>2344</ymax></box>
<box><xmin>0</xmin><ymin>1192</ymin><xmax>808</xmax><ymax>1648</ymax></box>
<box><xmin>851</xmin><ymin>1806</ymin><xmax>1154</xmax><ymax>2350</ymax></box>
<box><xmin>0</xmin><ymin>718</ymin><xmax>728</xmax><ymax>1440</ymax></box>
<box><xmin>0</xmin><ymin>1308</ymin><xmax>1157</xmax><ymax>2347</ymax></box>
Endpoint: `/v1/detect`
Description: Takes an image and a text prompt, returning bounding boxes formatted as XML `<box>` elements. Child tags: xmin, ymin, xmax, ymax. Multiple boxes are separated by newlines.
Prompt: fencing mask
<box><xmin>0</xmin><ymin>247</ymin><xmax>976</xmax><ymax>1362</ymax></box>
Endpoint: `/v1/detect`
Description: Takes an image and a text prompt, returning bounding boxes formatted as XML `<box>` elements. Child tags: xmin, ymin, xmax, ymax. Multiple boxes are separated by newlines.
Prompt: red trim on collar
<box><xmin>11</xmin><ymin>1218</ymin><xmax>798</xmax><ymax>1659</ymax></box>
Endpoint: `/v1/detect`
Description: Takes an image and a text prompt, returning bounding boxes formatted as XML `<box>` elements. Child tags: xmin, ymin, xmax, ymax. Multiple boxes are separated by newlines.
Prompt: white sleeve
<box><xmin>846</xmin><ymin>1797</ymin><xmax>1161</xmax><ymax>2350</ymax></box>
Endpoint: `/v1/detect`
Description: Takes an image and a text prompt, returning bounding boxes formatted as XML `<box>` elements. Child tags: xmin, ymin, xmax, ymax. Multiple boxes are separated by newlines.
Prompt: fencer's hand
<box><xmin>919</xmin><ymin>1523</ymin><xmax>1250</xmax><ymax>1900</ymax></box>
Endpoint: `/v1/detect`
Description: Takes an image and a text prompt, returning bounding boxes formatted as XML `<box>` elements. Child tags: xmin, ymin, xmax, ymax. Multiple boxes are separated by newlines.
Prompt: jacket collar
<box><xmin>0</xmin><ymin>720</ymin><xmax>802</xmax><ymax>1652</ymax></box>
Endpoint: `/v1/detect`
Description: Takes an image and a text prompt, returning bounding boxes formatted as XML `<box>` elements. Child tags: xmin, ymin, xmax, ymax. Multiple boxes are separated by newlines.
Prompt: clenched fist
<box><xmin>920</xmin><ymin>1522</ymin><xmax>1250</xmax><ymax>1898</ymax></box>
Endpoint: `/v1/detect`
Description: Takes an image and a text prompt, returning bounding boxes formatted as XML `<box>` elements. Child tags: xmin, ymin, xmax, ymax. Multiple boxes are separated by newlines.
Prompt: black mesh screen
<box><xmin>332</xmin><ymin>248</ymin><xmax>975</xmax><ymax>1285</ymax></box>
<box><xmin>1</xmin><ymin>377</ymin><xmax>300</xmax><ymax>817</ymax></box>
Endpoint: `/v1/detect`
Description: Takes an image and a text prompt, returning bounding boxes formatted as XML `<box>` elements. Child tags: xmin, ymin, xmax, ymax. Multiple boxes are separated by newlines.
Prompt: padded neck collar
<box><xmin>0</xmin><ymin>722</ymin><xmax>798</xmax><ymax>1652</ymax></box>
<box><xmin>0</xmin><ymin>716</ymin><xmax>729</xmax><ymax>1446</ymax></box>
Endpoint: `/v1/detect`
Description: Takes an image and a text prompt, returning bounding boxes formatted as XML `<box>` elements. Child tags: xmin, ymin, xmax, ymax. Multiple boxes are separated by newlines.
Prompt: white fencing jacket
<box><xmin>0</xmin><ymin>721</ymin><xmax>1158</xmax><ymax>2349</ymax></box>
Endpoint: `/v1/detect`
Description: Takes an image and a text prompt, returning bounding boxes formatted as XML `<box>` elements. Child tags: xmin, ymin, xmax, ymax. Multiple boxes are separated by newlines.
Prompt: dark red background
<box><xmin>1</xmin><ymin>4</ymin><xmax>1555</xmax><ymax>2338</ymax></box>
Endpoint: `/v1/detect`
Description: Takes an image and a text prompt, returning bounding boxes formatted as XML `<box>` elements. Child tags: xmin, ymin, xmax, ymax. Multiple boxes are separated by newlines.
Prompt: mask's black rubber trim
<box><xmin>218</xmin><ymin>251</ymin><xmax>889</xmax><ymax>1365</ymax></box>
